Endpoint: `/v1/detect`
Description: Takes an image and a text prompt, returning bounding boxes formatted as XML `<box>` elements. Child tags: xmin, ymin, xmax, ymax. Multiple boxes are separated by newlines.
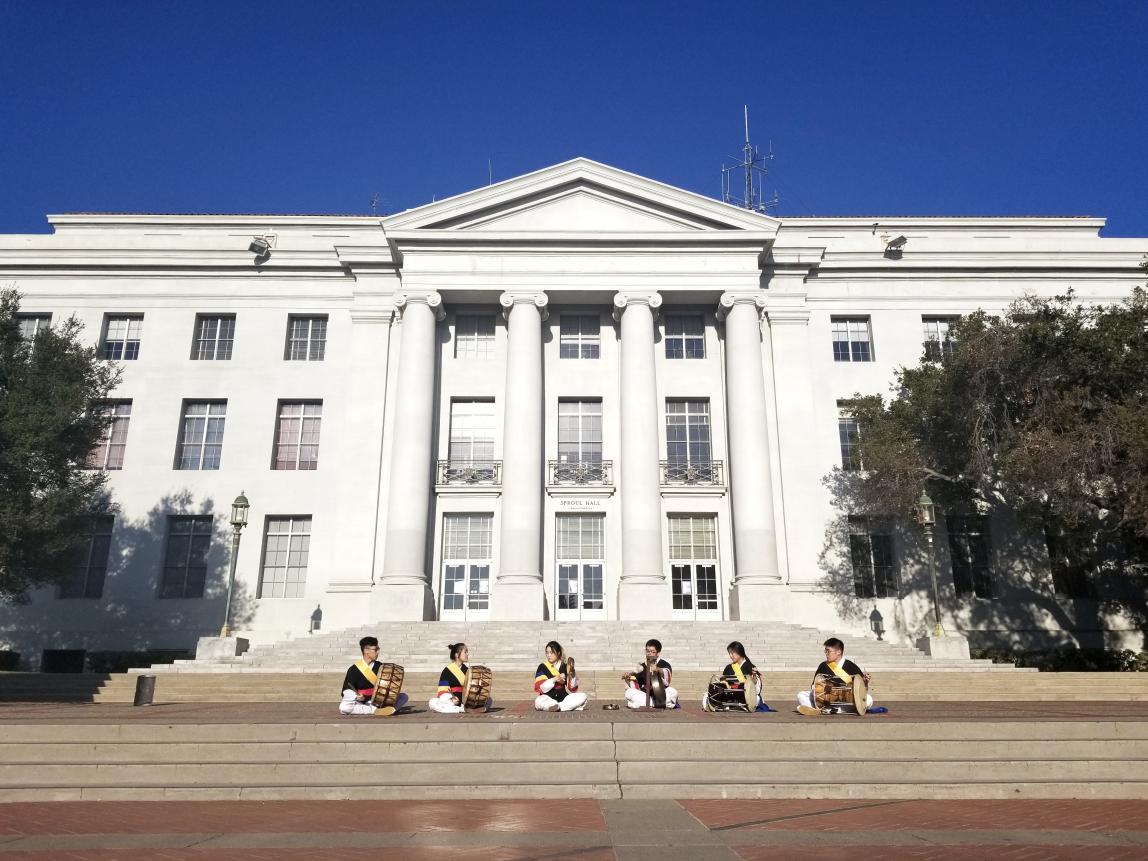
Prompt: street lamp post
<box><xmin>220</xmin><ymin>491</ymin><xmax>250</xmax><ymax>638</ymax></box>
<box><xmin>915</xmin><ymin>490</ymin><xmax>945</xmax><ymax>637</ymax></box>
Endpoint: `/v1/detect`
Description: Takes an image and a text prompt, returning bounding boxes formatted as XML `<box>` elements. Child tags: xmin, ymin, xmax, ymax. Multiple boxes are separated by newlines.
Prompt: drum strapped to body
<box><xmin>371</xmin><ymin>663</ymin><xmax>406</xmax><ymax>709</ymax></box>
<box><xmin>705</xmin><ymin>672</ymin><xmax>759</xmax><ymax>712</ymax></box>
<box><xmin>462</xmin><ymin>665</ymin><xmax>493</xmax><ymax>710</ymax></box>
<box><xmin>812</xmin><ymin>672</ymin><xmax>869</xmax><ymax>715</ymax></box>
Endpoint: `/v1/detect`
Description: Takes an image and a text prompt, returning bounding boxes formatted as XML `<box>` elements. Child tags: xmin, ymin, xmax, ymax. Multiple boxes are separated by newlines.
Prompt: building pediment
<box><xmin>382</xmin><ymin>158</ymin><xmax>780</xmax><ymax>240</ymax></box>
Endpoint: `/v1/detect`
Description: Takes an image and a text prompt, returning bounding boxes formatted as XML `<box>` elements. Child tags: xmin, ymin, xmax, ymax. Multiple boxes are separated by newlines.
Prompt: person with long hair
<box><xmin>533</xmin><ymin>640</ymin><xmax>588</xmax><ymax>712</ymax></box>
<box><xmin>702</xmin><ymin>640</ymin><xmax>762</xmax><ymax>712</ymax></box>
<box><xmin>428</xmin><ymin>642</ymin><xmax>493</xmax><ymax>714</ymax></box>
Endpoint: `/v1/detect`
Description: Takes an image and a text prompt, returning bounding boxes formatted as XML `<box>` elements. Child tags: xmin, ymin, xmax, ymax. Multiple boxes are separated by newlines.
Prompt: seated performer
<box><xmin>428</xmin><ymin>642</ymin><xmax>493</xmax><ymax>714</ymax></box>
<box><xmin>339</xmin><ymin>636</ymin><xmax>408</xmax><ymax>717</ymax></box>
<box><xmin>796</xmin><ymin>637</ymin><xmax>874</xmax><ymax>715</ymax></box>
<box><xmin>621</xmin><ymin>638</ymin><xmax>679</xmax><ymax>709</ymax></box>
<box><xmin>702</xmin><ymin>640</ymin><xmax>762</xmax><ymax>712</ymax></box>
<box><xmin>534</xmin><ymin>640</ymin><xmax>588</xmax><ymax>712</ymax></box>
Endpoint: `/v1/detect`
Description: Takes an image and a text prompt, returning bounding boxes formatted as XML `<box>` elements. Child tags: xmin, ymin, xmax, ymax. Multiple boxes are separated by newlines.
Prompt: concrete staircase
<box><xmin>151</xmin><ymin>620</ymin><xmax>1010</xmax><ymax>673</ymax></box>
<box><xmin>3</xmin><ymin>717</ymin><xmax>1147</xmax><ymax>801</ymax></box>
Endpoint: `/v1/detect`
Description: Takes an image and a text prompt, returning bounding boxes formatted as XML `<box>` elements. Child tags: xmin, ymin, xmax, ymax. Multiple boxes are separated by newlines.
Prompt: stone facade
<box><xmin>1</xmin><ymin>158</ymin><xmax>1145</xmax><ymax>666</ymax></box>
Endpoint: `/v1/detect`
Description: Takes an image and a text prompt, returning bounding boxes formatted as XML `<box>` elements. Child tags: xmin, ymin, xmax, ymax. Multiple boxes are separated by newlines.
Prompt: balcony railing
<box><xmin>548</xmin><ymin>459</ymin><xmax>613</xmax><ymax>486</ymax></box>
<box><xmin>659</xmin><ymin>460</ymin><xmax>725</xmax><ymax>486</ymax></box>
<box><xmin>436</xmin><ymin>460</ymin><xmax>502</xmax><ymax>486</ymax></box>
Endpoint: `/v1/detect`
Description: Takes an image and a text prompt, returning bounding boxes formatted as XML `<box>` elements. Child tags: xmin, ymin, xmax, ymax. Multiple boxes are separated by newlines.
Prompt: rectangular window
<box><xmin>559</xmin><ymin>314</ymin><xmax>601</xmax><ymax>359</ymax></box>
<box><xmin>831</xmin><ymin>317</ymin><xmax>873</xmax><ymax>362</ymax></box>
<box><xmin>555</xmin><ymin>514</ymin><xmax>605</xmax><ymax>611</ymax></box>
<box><xmin>86</xmin><ymin>400</ymin><xmax>132</xmax><ymax>470</ymax></box>
<box><xmin>58</xmin><ymin>516</ymin><xmax>114</xmax><ymax>599</ymax></box>
<box><xmin>447</xmin><ymin>400</ymin><xmax>496</xmax><ymax>480</ymax></box>
<box><xmin>258</xmin><ymin>516</ymin><xmax>312</xmax><ymax>599</ymax></box>
<box><xmin>441</xmin><ymin>513</ymin><xmax>493</xmax><ymax>613</ymax></box>
<box><xmin>192</xmin><ymin>314</ymin><xmax>236</xmax><ymax>360</ymax></box>
<box><xmin>557</xmin><ymin>399</ymin><xmax>603</xmax><ymax>469</ymax></box>
<box><xmin>1044</xmin><ymin>522</ymin><xmax>1095</xmax><ymax>599</ymax></box>
<box><xmin>848</xmin><ymin>516</ymin><xmax>898</xmax><ymax>598</ymax></box>
<box><xmin>272</xmin><ymin>401</ymin><xmax>322</xmax><ymax>470</ymax></box>
<box><xmin>17</xmin><ymin>314</ymin><xmax>51</xmax><ymax>342</ymax></box>
<box><xmin>176</xmin><ymin>401</ymin><xmax>227</xmax><ymax>470</ymax></box>
<box><xmin>665</xmin><ymin>399</ymin><xmax>712</xmax><ymax>480</ymax></box>
<box><xmin>160</xmin><ymin>515</ymin><xmax>212</xmax><ymax>598</ymax></box>
<box><xmin>923</xmin><ymin>316</ymin><xmax>958</xmax><ymax>361</ymax></box>
<box><xmin>946</xmin><ymin>515</ymin><xmax>994</xmax><ymax>598</ymax></box>
<box><xmin>665</xmin><ymin>314</ymin><xmax>705</xmax><ymax>359</ymax></box>
<box><xmin>285</xmin><ymin>315</ymin><xmax>327</xmax><ymax>361</ymax></box>
<box><xmin>668</xmin><ymin>515</ymin><xmax>719</xmax><ymax>612</ymax></box>
<box><xmin>454</xmin><ymin>314</ymin><xmax>496</xmax><ymax>360</ymax></box>
<box><xmin>838</xmin><ymin>417</ymin><xmax>861</xmax><ymax>471</ymax></box>
<box><xmin>102</xmin><ymin>315</ymin><xmax>143</xmax><ymax>361</ymax></box>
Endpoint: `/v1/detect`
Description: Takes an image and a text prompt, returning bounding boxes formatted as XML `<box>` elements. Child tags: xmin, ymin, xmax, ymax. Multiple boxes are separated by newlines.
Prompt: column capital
<box><xmin>395</xmin><ymin>291</ymin><xmax>445</xmax><ymax>322</ymax></box>
<box><xmin>716</xmin><ymin>291</ymin><xmax>767</xmax><ymax>322</ymax></box>
<box><xmin>612</xmin><ymin>291</ymin><xmax>663</xmax><ymax>322</ymax></box>
<box><xmin>499</xmin><ymin>291</ymin><xmax>549</xmax><ymax>322</ymax></box>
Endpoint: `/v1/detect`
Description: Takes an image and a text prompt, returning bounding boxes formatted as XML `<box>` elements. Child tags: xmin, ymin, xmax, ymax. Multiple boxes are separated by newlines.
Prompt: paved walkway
<box><xmin>2</xmin><ymin>800</ymin><xmax>1148</xmax><ymax>859</ymax></box>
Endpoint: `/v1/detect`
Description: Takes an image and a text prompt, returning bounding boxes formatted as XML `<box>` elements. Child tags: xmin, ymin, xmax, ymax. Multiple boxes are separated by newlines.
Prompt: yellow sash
<box><xmin>826</xmin><ymin>661</ymin><xmax>852</xmax><ymax>683</ymax></box>
<box><xmin>354</xmin><ymin>659</ymin><xmax>379</xmax><ymax>687</ymax></box>
<box><xmin>446</xmin><ymin>662</ymin><xmax>466</xmax><ymax>687</ymax></box>
<box><xmin>731</xmin><ymin>661</ymin><xmax>747</xmax><ymax>685</ymax></box>
<box><xmin>544</xmin><ymin>660</ymin><xmax>561</xmax><ymax>678</ymax></box>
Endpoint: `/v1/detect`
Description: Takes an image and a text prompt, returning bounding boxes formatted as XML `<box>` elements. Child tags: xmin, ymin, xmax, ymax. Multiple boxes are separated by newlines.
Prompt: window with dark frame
<box><xmin>838</xmin><ymin>416</ymin><xmax>861</xmax><ymax>471</ymax></box>
<box><xmin>848</xmin><ymin>516</ymin><xmax>898</xmax><ymax>598</ymax></box>
<box><xmin>160</xmin><ymin>515</ymin><xmax>212</xmax><ymax>599</ymax></box>
<box><xmin>830</xmin><ymin>317</ymin><xmax>873</xmax><ymax>362</ymax></box>
<box><xmin>102</xmin><ymin>315</ymin><xmax>143</xmax><ymax>361</ymax></box>
<box><xmin>272</xmin><ymin>401</ymin><xmax>322</xmax><ymax>470</ymax></box>
<box><xmin>86</xmin><ymin>401</ymin><xmax>132</xmax><ymax>470</ymax></box>
<box><xmin>454</xmin><ymin>314</ymin><xmax>496</xmax><ymax>359</ymax></box>
<box><xmin>285</xmin><ymin>315</ymin><xmax>327</xmax><ymax>361</ymax></box>
<box><xmin>923</xmin><ymin>316</ymin><xmax>958</xmax><ymax>361</ymax></box>
<box><xmin>559</xmin><ymin>314</ymin><xmax>601</xmax><ymax>359</ymax></box>
<box><xmin>58</xmin><ymin>516</ymin><xmax>114</xmax><ymax>599</ymax></box>
<box><xmin>192</xmin><ymin>314</ymin><xmax>236</xmax><ymax>360</ymax></box>
<box><xmin>946</xmin><ymin>515</ymin><xmax>995</xmax><ymax>598</ymax></box>
<box><xmin>665</xmin><ymin>314</ymin><xmax>705</xmax><ymax>359</ymax></box>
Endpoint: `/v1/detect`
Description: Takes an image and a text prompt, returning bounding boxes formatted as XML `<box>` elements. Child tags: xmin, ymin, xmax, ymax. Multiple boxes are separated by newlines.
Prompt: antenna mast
<box><xmin>721</xmin><ymin>105</ymin><xmax>778</xmax><ymax>213</ymax></box>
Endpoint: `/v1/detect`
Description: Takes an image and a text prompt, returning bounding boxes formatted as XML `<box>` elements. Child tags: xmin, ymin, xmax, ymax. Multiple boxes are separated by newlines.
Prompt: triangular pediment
<box><xmin>383</xmin><ymin>158</ymin><xmax>780</xmax><ymax>237</ymax></box>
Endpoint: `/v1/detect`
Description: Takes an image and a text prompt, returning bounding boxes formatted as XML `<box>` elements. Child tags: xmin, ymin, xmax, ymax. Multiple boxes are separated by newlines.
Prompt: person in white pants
<box><xmin>622</xmin><ymin>638</ymin><xmax>678</xmax><ymax>709</ymax></box>
<box><xmin>338</xmin><ymin>636</ymin><xmax>409</xmax><ymax>716</ymax></box>
<box><xmin>533</xmin><ymin>640</ymin><xmax>588</xmax><ymax>712</ymax></box>
<box><xmin>427</xmin><ymin>642</ymin><xmax>494</xmax><ymax>714</ymax></box>
<box><xmin>796</xmin><ymin>637</ymin><xmax>874</xmax><ymax>714</ymax></box>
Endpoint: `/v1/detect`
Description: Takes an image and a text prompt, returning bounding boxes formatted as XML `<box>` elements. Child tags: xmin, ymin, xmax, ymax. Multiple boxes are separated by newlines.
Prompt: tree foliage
<box><xmin>845</xmin><ymin>276</ymin><xmax>1148</xmax><ymax>561</ymax></box>
<box><xmin>0</xmin><ymin>289</ymin><xmax>121</xmax><ymax>602</ymax></box>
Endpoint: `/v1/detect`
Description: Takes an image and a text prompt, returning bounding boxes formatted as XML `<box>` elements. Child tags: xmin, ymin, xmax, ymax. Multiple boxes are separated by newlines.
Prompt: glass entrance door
<box><xmin>440</xmin><ymin>513</ymin><xmax>493</xmax><ymax>620</ymax></box>
<box><xmin>668</xmin><ymin>515</ymin><xmax>721</xmax><ymax>620</ymax></box>
<box><xmin>555</xmin><ymin>514</ymin><xmax>606</xmax><ymax>620</ymax></box>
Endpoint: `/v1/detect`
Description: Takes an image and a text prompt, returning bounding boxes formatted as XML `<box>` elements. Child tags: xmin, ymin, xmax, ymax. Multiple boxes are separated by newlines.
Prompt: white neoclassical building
<box><xmin>2</xmin><ymin>159</ymin><xmax>1146</xmax><ymax>667</ymax></box>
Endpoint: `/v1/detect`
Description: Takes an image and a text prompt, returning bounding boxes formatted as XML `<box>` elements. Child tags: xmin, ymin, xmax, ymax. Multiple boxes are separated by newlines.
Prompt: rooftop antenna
<box><xmin>488</xmin><ymin>159</ymin><xmax>493</xmax><ymax>186</ymax></box>
<box><xmin>721</xmin><ymin>105</ymin><xmax>779</xmax><ymax>213</ymax></box>
<box><xmin>370</xmin><ymin>192</ymin><xmax>380</xmax><ymax>216</ymax></box>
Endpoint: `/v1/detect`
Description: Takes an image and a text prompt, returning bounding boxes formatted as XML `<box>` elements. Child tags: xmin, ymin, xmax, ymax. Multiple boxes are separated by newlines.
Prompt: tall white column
<box><xmin>718</xmin><ymin>292</ymin><xmax>783</xmax><ymax>620</ymax></box>
<box><xmin>376</xmin><ymin>291</ymin><xmax>444</xmax><ymax>621</ymax></box>
<box><xmin>493</xmin><ymin>291</ymin><xmax>548</xmax><ymax>620</ymax></box>
<box><xmin>613</xmin><ymin>291</ymin><xmax>670</xmax><ymax>619</ymax></box>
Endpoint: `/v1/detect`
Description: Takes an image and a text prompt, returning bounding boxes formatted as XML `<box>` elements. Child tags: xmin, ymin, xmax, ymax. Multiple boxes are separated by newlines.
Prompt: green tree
<box><xmin>0</xmin><ymin>289</ymin><xmax>121</xmax><ymax>602</ymax></box>
<box><xmin>842</xmin><ymin>277</ymin><xmax>1148</xmax><ymax>565</ymax></box>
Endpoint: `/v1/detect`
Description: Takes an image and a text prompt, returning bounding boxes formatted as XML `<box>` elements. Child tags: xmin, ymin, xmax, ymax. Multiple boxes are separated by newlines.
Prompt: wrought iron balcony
<box><xmin>436</xmin><ymin>460</ymin><xmax>502</xmax><ymax>486</ymax></box>
<box><xmin>548</xmin><ymin>459</ymin><xmax>613</xmax><ymax>486</ymax></box>
<box><xmin>659</xmin><ymin>460</ymin><xmax>725</xmax><ymax>486</ymax></box>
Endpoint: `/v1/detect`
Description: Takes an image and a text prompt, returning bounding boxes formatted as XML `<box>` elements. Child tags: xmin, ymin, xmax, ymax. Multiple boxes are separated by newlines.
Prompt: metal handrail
<box><xmin>548</xmin><ymin>459</ymin><xmax>613</xmax><ymax>486</ymax></box>
<box><xmin>659</xmin><ymin>459</ymin><xmax>725</xmax><ymax>486</ymax></box>
<box><xmin>436</xmin><ymin>460</ymin><xmax>502</xmax><ymax>486</ymax></box>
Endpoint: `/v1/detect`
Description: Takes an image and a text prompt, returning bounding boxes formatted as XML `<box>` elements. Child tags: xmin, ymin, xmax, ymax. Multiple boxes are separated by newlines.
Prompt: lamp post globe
<box><xmin>221</xmin><ymin>491</ymin><xmax>250</xmax><ymax>638</ymax></box>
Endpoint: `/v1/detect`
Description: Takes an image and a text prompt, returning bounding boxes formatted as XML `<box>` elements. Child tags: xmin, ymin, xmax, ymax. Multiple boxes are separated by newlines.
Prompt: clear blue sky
<box><xmin>2</xmin><ymin>2</ymin><xmax>1146</xmax><ymax>236</ymax></box>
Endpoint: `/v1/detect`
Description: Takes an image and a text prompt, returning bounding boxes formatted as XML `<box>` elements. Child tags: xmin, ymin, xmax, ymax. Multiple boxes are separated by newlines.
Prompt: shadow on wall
<box><xmin>818</xmin><ymin>469</ymin><xmax>1148</xmax><ymax>652</ymax></box>
<box><xmin>0</xmin><ymin>490</ymin><xmax>256</xmax><ymax>671</ymax></box>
